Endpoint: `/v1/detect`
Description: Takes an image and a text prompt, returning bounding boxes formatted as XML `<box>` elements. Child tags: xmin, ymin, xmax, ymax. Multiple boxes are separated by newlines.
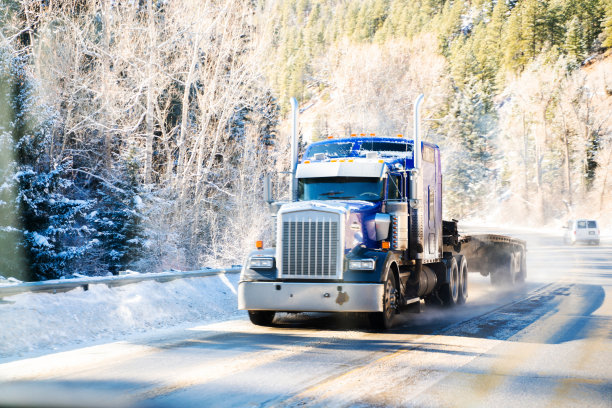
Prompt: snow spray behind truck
<box><xmin>238</xmin><ymin>95</ymin><xmax>526</xmax><ymax>329</ymax></box>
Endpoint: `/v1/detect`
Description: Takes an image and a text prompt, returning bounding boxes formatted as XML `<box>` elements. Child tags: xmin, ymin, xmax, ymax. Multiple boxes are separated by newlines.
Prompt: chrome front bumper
<box><xmin>238</xmin><ymin>281</ymin><xmax>384</xmax><ymax>312</ymax></box>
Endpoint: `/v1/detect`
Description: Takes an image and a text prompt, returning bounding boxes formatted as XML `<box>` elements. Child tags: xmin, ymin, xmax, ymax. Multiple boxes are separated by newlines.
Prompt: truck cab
<box><xmin>238</xmin><ymin>136</ymin><xmax>448</xmax><ymax>328</ymax></box>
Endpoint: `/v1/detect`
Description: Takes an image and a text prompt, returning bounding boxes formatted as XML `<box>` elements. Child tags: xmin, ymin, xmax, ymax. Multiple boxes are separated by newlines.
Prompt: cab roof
<box><xmin>302</xmin><ymin>137</ymin><xmax>438</xmax><ymax>171</ymax></box>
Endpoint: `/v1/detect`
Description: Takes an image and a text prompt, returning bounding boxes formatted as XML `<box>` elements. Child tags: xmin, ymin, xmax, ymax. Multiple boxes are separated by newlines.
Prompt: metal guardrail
<box><xmin>0</xmin><ymin>266</ymin><xmax>242</xmax><ymax>299</ymax></box>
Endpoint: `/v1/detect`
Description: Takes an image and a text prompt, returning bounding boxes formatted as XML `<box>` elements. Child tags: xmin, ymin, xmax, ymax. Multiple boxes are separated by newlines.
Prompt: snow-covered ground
<box><xmin>0</xmin><ymin>273</ymin><xmax>243</xmax><ymax>361</ymax></box>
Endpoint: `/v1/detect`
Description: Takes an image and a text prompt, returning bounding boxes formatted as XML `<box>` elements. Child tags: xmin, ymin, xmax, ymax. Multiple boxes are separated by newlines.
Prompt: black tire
<box><xmin>508</xmin><ymin>253</ymin><xmax>518</xmax><ymax>285</ymax></box>
<box><xmin>248</xmin><ymin>310</ymin><xmax>275</xmax><ymax>326</ymax></box>
<box><xmin>439</xmin><ymin>257</ymin><xmax>459</xmax><ymax>307</ymax></box>
<box><xmin>516</xmin><ymin>250</ymin><xmax>527</xmax><ymax>283</ymax></box>
<box><xmin>457</xmin><ymin>255</ymin><xmax>468</xmax><ymax>305</ymax></box>
<box><xmin>370</xmin><ymin>272</ymin><xmax>398</xmax><ymax>330</ymax></box>
<box><xmin>490</xmin><ymin>253</ymin><xmax>517</xmax><ymax>286</ymax></box>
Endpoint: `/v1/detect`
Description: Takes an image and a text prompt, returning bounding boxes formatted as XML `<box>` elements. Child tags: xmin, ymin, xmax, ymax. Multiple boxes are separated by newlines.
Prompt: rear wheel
<box><xmin>457</xmin><ymin>255</ymin><xmax>468</xmax><ymax>304</ymax></box>
<box><xmin>439</xmin><ymin>257</ymin><xmax>459</xmax><ymax>306</ymax></box>
<box><xmin>491</xmin><ymin>253</ymin><xmax>517</xmax><ymax>286</ymax></box>
<box><xmin>516</xmin><ymin>250</ymin><xmax>526</xmax><ymax>283</ymax></box>
<box><xmin>508</xmin><ymin>253</ymin><xmax>519</xmax><ymax>285</ymax></box>
<box><xmin>370</xmin><ymin>272</ymin><xmax>398</xmax><ymax>330</ymax></box>
<box><xmin>248</xmin><ymin>310</ymin><xmax>275</xmax><ymax>326</ymax></box>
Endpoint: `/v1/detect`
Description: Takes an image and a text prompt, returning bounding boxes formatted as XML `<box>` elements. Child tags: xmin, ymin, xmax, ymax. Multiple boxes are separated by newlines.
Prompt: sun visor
<box><xmin>296</xmin><ymin>160</ymin><xmax>386</xmax><ymax>179</ymax></box>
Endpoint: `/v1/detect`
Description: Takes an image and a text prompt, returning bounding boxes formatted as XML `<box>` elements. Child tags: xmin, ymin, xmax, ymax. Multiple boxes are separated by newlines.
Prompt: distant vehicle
<box><xmin>564</xmin><ymin>219</ymin><xmax>600</xmax><ymax>245</ymax></box>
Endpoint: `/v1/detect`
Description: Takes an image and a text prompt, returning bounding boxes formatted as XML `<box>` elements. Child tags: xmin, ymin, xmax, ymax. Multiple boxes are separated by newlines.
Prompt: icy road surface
<box><xmin>1</xmin><ymin>228</ymin><xmax>611</xmax><ymax>408</ymax></box>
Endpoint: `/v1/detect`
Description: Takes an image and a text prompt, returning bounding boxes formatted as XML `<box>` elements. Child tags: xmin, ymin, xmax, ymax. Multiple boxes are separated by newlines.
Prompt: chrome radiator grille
<box><xmin>279</xmin><ymin>211</ymin><xmax>342</xmax><ymax>279</ymax></box>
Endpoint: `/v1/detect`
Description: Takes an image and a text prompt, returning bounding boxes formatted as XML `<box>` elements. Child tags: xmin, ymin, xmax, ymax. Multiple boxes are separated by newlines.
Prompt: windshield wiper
<box><xmin>319</xmin><ymin>191</ymin><xmax>344</xmax><ymax>196</ymax></box>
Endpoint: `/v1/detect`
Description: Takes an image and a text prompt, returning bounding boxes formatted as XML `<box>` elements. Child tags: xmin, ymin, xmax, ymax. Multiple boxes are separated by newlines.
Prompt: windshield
<box><xmin>298</xmin><ymin>177</ymin><xmax>384</xmax><ymax>201</ymax></box>
<box><xmin>358</xmin><ymin>141</ymin><xmax>412</xmax><ymax>157</ymax></box>
<box><xmin>305</xmin><ymin>142</ymin><xmax>353</xmax><ymax>159</ymax></box>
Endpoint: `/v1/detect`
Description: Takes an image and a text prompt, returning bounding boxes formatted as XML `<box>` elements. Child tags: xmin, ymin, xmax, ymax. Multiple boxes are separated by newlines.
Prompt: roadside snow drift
<box><xmin>0</xmin><ymin>273</ymin><xmax>243</xmax><ymax>360</ymax></box>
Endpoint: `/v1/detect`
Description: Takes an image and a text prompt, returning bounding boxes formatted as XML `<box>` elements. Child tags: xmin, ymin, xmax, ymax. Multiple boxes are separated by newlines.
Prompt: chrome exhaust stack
<box><xmin>408</xmin><ymin>94</ymin><xmax>425</xmax><ymax>296</ymax></box>
<box><xmin>290</xmin><ymin>97</ymin><xmax>299</xmax><ymax>201</ymax></box>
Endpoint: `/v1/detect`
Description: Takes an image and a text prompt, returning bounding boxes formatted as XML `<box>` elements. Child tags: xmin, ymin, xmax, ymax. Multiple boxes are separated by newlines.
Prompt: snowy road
<box><xmin>1</xmin><ymin>229</ymin><xmax>611</xmax><ymax>407</ymax></box>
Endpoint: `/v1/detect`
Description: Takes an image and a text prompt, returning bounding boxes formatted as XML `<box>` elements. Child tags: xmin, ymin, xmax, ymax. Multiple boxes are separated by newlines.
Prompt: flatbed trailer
<box><xmin>460</xmin><ymin>234</ymin><xmax>527</xmax><ymax>285</ymax></box>
<box><xmin>443</xmin><ymin>220</ymin><xmax>527</xmax><ymax>285</ymax></box>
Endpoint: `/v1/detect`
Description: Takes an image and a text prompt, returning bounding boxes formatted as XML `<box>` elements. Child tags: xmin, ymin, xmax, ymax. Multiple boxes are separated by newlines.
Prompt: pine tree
<box><xmin>521</xmin><ymin>0</ymin><xmax>547</xmax><ymax>60</ymax></box>
<box><xmin>438</xmin><ymin>80</ymin><xmax>496</xmax><ymax>219</ymax></box>
<box><xmin>17</xmin><ymin>160</ymin><xmax>94</xmax><ymax>280</ymax></box>
<box><xmin>602</xmin><ymin>0</ymin><xmax>612</xmax><ymax>48</ymax></box>
<box><xmin>565</xmin><ymin>16</ymin><xmax>586</xmax><ymax>65</ymax></box>
<box><xmin>503</xmin><ymin>6</ymin><xmax>527</xmax><ymax>72</ymax></box>
<box><xmin>92</xmin><ymin>157</ymin><xmax>144</xmax><ymax>274</ymax></box>
<box><xmin>0</xmin><ymin>48</ymin><xmax>95</xmax><ymax>281</ymax></box>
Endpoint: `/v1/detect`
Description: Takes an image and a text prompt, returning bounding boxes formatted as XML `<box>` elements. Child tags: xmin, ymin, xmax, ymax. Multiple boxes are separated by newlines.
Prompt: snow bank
<box><xmin>0</xmin><ymin>273</ymin><xmax>244</xmax><ymax>360</ymax></box>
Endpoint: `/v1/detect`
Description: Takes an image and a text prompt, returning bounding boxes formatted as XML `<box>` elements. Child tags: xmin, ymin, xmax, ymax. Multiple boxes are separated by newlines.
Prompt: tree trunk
<box><xmin>599</xmin><ymin>148</ymin><xmax>612</xmax><ymax>214</ymax></box>
<box><xmin>561</xmin><ymin>112</ymin><xmax>573</xmax><ymax>207</ymax></box>
<box><xmin>523</xmin><ymin>113</ymin><xmax>529</xmax><ymax>212</ymax></box>
<box><xmin>177</xmin><ymin>29</ymin><xmax>200</xmax><ymax>184</ymax></box>
<box><xmin>144</xmin><ymin>0</ymin><xmax>156</xmax><ymax>184</ymax></box>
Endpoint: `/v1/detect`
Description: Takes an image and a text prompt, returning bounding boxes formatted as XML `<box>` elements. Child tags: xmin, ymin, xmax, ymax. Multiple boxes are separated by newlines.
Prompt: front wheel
<box><xmin>248</xmin><ymin>310</ymin><xmax>275</xmax><ymax>326</ymax></box>
<box><xmin>370</xmin><ymin>272</ymin><xmax>398</xmax><ymax>330</ymax></box>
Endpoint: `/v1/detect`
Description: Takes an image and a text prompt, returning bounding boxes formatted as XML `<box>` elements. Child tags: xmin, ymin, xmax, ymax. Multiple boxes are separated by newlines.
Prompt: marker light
<box><xmin>250</xmin><ymin>257</ymin><xmax>274</xmax><ymax>269</ymax></box>
<box><xmin>331</xmin><ymin>159</ymin><xmax>338</xmax><ymax>162</ymax></box>
<box><xmin>397</xmin><ymin>134</ymin><xmax>403</xmax><ymax>138</ymax></box>
<box><xmin>370</xmin><ymin>133</ymin><xmax>375</xmax><ymax>136</ymax></box>
<box><xmin>304</xmin><ymin>160</ymin><xmax>310</xmax><ymax>163</ymax></box>
<box><xmin>349</xmin><ymin>259</ymin><xmax>376</xmax><ymax>270</ymax></box>
<box><xmin>255</xmin><ymin>240</ymin><xmax>263</xmax><ymax>249</ymax></box>
<box><xmin>327</xmin><ymin>135</ymin><xmax>334</xmax><ymax>139</ymax></box>
<box><xmin>382</xmin><ymin>241</ymin><xmax>390</xmax><ymax>250</ymax></box>
<box><xmin>378</xmin><ymin>159</ymin><xmax>384</xmax><ymax>163</ymax></box>
<box><xmin>351</xmin><ymin>133</ymin><xmax>356</xmax><ymax>137</ymax></box>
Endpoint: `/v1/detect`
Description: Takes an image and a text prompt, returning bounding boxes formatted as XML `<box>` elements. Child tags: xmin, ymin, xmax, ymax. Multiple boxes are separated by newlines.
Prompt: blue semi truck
<box><xmin>238</xmin><ymin>95</ymin><xmax>527</xmax><ymax>329</ymax></box>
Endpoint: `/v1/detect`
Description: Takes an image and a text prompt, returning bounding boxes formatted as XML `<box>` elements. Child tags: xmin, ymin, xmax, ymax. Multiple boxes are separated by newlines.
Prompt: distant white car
<box><xmin>564</xmin><ymin>219</ymin><xmax>600</xmax><ymax>245</ymax></box>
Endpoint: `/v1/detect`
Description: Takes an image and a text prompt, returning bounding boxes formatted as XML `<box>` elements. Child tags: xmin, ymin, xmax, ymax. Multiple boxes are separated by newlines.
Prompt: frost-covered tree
<box><xmin>0</xmin><ymin>49</ymin><xmax>94</xmax><ymax>280</ymax></box>
<box><xmin>91</xmin><ymin>156</ymin><xmax>144</xmax><ymax>274</ymax></box>
<box><xmin>437</xmin><ymin>81</ymin><xmax>496</xmax><ymax>219</ymax></box>
<box><xmin>16</xmin><ymin>161</ymin><xmax>94</xmax><ymax>280</ymax></box>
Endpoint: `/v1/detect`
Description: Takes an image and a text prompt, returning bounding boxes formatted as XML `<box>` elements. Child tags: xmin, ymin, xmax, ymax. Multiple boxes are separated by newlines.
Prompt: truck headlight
<box><xmin>249</xmin><ymin>257</ymin><xmax>274</xmax><ymax>269</ymax></box>
<box><xmin>349</xmin><ymin>259</ymin><xmax>376</xmax><ymax>270</ymax></box>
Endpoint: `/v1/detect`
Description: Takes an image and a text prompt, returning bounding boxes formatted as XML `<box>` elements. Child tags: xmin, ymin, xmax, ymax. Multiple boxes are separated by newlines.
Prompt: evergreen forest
<box><xmin>0</xmin><ymin>0</ymin><xmax>611</xmax><ymax>280</ymax></box>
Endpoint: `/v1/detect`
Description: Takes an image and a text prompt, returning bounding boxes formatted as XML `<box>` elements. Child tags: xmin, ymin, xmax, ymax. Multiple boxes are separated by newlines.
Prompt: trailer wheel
<box><xmin>248</xmin><ymin>310</ymin><xmax>275</xmax><ymax>326</ymax></box>
<box><xmin>516</xmin><ymin>250</ymin><xmax>526</xmax><ymax>283</ymax></box>
<box><xmin>438</xmin><ymin>257</ymin><xmax>459</xmax><ymax>307</ymax></box>
<box><xmin>508</xmin><ymin>253</ymin><xmax>519</xmax><ymax>285</ymax></box>
<box><xmin>491</xmin><ymin>253</ymin><xmax>517</xmax><ymax>286</ymax></box>
<box><xmin>370</xmin><ymin>272</ymin><xmax>398</xmax><ymax>330</ymax></box>
<box><xmin>457</xmin><ymin>255</ymin><xmax>468</xmax><ymax>304</ymax></box>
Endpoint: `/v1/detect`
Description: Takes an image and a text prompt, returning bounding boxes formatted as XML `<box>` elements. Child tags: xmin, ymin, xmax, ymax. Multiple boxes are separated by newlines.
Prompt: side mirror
<box><xmin>263</xmin><ymin>174</ymin><xmax>273</xmax><ymax>204</ymax></box>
